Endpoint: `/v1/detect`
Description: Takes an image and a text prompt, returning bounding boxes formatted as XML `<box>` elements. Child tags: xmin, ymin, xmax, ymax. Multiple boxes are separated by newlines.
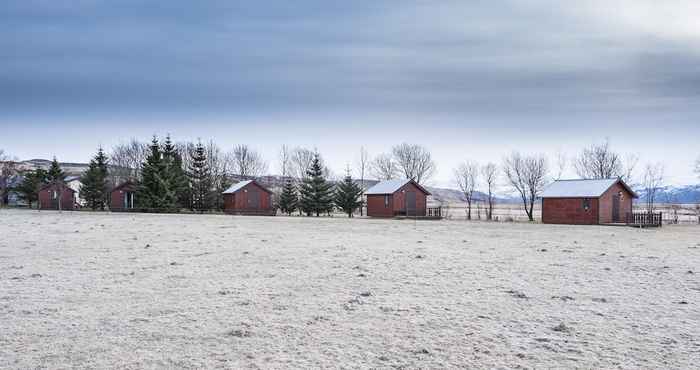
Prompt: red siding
<box><xmin>366</xmin><ymin>181</ymin><xmax>428</xmax><ymax>217</ymax></box>
<box><xmin>38</xmin><ymin>183</ymin><xmax>75</xmax><ymax>210</ymax></box>
<box><xmin>223</xmin><ymin>181</ymin><xmax>275</xmax><ymax>215</ymax></box>
<box><xmin>110</xmin><ymin>183</ymin><xmax>137</xmax><ymax>211</ymax></box>
<box><xmin>598</xmin><ymin>182</ymin><xmax>634</xmax><ymax>223</ymax></box>
<box><xmin>542</xmin><ymin>198</ymin><xmax>599</xmax><ymax>224</ymax></box>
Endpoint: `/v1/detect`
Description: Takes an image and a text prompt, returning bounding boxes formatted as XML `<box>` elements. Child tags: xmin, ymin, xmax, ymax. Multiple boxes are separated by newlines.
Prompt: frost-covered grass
<box><xmin>1</xmin><ymin>209</ymin><xmax>698</xmax><ymax>368</ymax></box>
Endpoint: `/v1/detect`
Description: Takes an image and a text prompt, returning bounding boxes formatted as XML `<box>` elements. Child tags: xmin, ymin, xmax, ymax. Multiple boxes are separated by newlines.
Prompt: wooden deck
<box><xmin>625</xmin><ymin>212</ymin><xmax>663</xmax><ymax>228</ymax></box>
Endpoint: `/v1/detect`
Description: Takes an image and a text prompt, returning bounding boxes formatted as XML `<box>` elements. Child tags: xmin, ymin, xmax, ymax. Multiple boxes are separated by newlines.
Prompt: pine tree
<box><xmin>47</xmin><ymin>157</ymin><xmax>65</xmax><ymax>183</ymax></box>
<box><xmin>278</xmin><ymin>178</ymin><xmax>298</xmax><ymax>215</ymax></box>
<box><xmin>334</xmin><ymin>171</ymin><xmax>363</xmax><ymax>217</ymax></box>
<box><xmin>80</xmin><ymin>147</ymin><xmax>110</xmax><ymax>210</ymax></box>
<box><xmin>15</xmin><ymin>169</ymin><xmax>48</xmax><ymax>208</ymax></box>
<box><xmin>161</xmin><ymin>135</ymin><xmax>188</xmax><ymax>209</ymax></box>
<box><xmin>137</xmin><ymin>136</ymin><xmax>170</xmax><ymax>210</ymax></box>
<box><xmin>188</xmin><ymin>141</ymin><xmax>213</xmax><ymax>212</ymax></box>
<box><xmin>298</xmin><ymin>153</ymin><xmax>334</xmax><ymax>216</ymax></box>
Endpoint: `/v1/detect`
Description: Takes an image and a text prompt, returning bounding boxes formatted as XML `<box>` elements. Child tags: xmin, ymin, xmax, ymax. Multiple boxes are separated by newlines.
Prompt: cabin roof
<box><xmin>222</xmin><ymin>180</ymin><xmax>272</xmax><ymax>194</ymax></box>
<box><xmin>365</xmin><ymin>179</ymin><xmax>431</xmax><ymax>195</ymax></box>
<box><xmin>541</xmin><ymin>178</ymin><xmax>638</xmax><ymax>198</ymax></box>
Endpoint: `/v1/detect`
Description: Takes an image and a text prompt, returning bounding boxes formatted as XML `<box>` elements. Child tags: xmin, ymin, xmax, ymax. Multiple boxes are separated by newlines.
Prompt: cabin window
<box><xmin>52</xmin><ymin>190</ymin><xmax>58</xmax><ymax>199</ymax></box>
<box><xmin>384</xmin><ymin>195</ymin><xmax>389</xmax><ymax>207</ymax></box>
<box><xmin>582</xmin><ymin>198</ymin><xmax>590</xmax><ymax>211</ymax></box>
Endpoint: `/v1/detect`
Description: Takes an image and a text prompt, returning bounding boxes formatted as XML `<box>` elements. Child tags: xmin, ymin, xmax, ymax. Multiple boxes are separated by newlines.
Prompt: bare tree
<box><xmin>554</xmin><ymin>150</ymin><xmax>567</xmax><ymax>180</ymax></box>
<box><xmin>574</xmin><ymin>139</ymin><xmax>637</xmax><ymax>182</ymax></box>
<box><xmin>109</xmin><ymin>138</ymin><xmax>148</xmax><ymax>185</ymax></box>
<box><xmin>278</xmin><ymin>145</ymin><xmax>292</xmax><ymax>178</ymax></box>
<box><xmin>391</xmin><ymin>143</ymin><xmax>436</xmax><ymax>184</ymax></box>
<box><xmin>454</xmin><ymin>161</ymin><xmax>479</xmax><ymax>220</ymax></box>
<box><xmin>230</xmin><ymin>144</ymin><xmax>268</xmax><ymax>177</ymax></box>
<box><xmin>481</xmin><ymin>162</ymin><xmax>498</xmax><ymax>221</ymax></box>
<box><xmin>370</xmin><ymin>153</ymin><xmax>398</xmax><ymax>181</ymax></box>
<box><xmin>0</xmin><ymin>149</ymin><xmax>18</xmax><ymax>206</ymax></box>
<box><xmin>503</xmin><ymin>152</ymin><xmax>548</xmax><ymax>222</ymax></box>
<box><xmin>355</xmin><ymin>146</ymin><xmax>370</xmax><ymax>216</ymax></box>
<box><xmin>641</xmin><ymin>162</ymin><xmax>665</xmax><ymax>214</ymax></box>
<box><xmin>290</xmin><ymin>147</ymin><xmax>316</xmax><ymax>180</ymax></box>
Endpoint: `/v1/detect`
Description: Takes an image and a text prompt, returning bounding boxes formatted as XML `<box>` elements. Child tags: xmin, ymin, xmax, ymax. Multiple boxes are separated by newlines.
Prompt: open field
<box><xmin>1</xmin><ymin>210</ymin><xmax>699</xmax><ymax>369</ymax></box>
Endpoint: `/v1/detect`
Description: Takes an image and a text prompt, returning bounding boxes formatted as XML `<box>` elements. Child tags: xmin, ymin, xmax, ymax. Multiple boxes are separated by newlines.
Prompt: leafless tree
<box><xmin>642</xmin><ymin>162</ymin><xmax>665</xmax><ymax>214</ymax></box>
<box><xmin>355</xmin><ymin>146</ymin><xmax>370</xmax><ymax>216</ymax></box>
<box><xmin>370</xmin><ymin>153</ymin><xmax>398</xmax><ymax>181</ymax></box>
<box><xmin>574</xmin><ymin>139</ymin><xmax>636</xmax><ymax>182</ymax></box>
<box><xmin>554</xmin><ymin>150</ymin><xmax>567</xmax><ymax>180</ymax></box>
<box><xmin>290</xmin><ymin>147</ymin><xmax>316</xmax><ymax>180</ymax></box>
<box><xmin>109</xmin><ymin>138</ymin><xmax>148</xmax><ymax>185</ymax></box>
<box><xmin>454</xmin><ymin>161</ymin><xmax>479</xmax><ymax>220</ymax></box>
<box><xmin>503</xmin><ymin>152</ymin><xmax>548</xmax><ymax>222</ymax></box>
<box><xmin>229</xmin><ymin>144</ymin><xmax>268</xmax><ymax>177</ymax></box>
<box><xmin>278</xmin><ymin>145</ymin><xmax>293</xmax><ymax>178</ymax></box>
<box><xmin>391</xmin><ymin>143</ymin><xmax>436</xmax><ymax>184</ymax></box>
<box><xmin>481</xmin><ymin>162</ymin><xmax>498</xmax><ymax>221</ymax></box>
<box><xmin>0</xmin><ymin>149</ymin><xmax>18</xmax><ymax>206</ymax></box>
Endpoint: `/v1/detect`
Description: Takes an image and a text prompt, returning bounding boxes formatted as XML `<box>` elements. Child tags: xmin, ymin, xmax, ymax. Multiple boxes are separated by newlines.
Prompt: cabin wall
<box><xmin>110</xmin><ymin>185</ymin><xmax>137</xmax><ymax>211</ymax></box>
<box><xmin>38</xmin><ymin>185</ymin><xmax>75</xmax><ymax>210</ymax></box>
<box><xmin>392</xmin><ymin>182</ymin><xmax>427</xmax><ymax>216</ymax></box>
<box><xmin>599</xmin><ymin>182</ymin><xmax>634</xmax><ymax>223</ymax></box>
<box><xmin>366</xmin><ymin>194</ymin><xmax>394</xmax><ymax>217</ymax></box>
<box><xmin>542</xmin><ymin>197</ymin><xmax>599</xmax><ymax>224</ymax></box>
<box><xmin>224</xmin><ymin>182</ymin><xmax>273</xmax><ymax>215</ymax></box>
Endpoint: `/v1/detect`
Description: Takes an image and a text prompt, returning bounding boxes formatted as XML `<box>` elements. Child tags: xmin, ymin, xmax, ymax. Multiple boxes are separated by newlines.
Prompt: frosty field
<box><xmin>1</xmin><ymin>210</ymin><xmax>699</xmax><ymax>369</ymax></box>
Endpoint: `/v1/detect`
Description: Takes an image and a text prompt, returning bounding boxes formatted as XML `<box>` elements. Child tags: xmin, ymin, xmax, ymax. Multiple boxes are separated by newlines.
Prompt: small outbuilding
<box><xmin>365</xmin><ymin>179</ymin><xmax>431</xmax><ymax>217</ymax></box>
<box><xmin>38</xmin><ymin>182</ymin><xmax>76</xmax><ymax>210</ymax></box>
<box><xmin>110</xmin><ymin>181</ymin><xmax>137</xmax><ymax>211</ymax></box>
<box><xmin>541</xmin><ymin>178</ymin><xmax>638</xmax><ymax>225</ymax></box>
<box><xmin>222</xmin><ymin>180</ymin><xmax>275</xmax><ymax>216</ymax></box>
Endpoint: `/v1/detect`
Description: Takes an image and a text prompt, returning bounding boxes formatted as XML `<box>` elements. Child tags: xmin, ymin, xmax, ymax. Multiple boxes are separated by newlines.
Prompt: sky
<box><xmin>1</xmin><ymin>0</ymin><xmax>699</xmax><ymax>187</ymax></box>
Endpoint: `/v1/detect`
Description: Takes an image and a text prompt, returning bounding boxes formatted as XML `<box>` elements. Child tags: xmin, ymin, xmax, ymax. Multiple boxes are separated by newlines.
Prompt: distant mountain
<box><xmin>635</xmin><ymin>185</ymin><xmax>700</xmax><ymax>204</ymax></box>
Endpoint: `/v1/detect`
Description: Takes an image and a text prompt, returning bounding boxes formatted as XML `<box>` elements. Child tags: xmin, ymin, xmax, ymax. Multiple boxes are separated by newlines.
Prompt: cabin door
<box><xmin>247</xmin><ymin>190</ymin><xmax>260</xmax><ymax>209</ymax></box>
<box><xmin>612</xmin><ymin>194</ymin><xmax>621</xmax><ymax>222</ymax></box>
<box><xmin>406</xmin><ymin>192</ymin><xmax>417</xmax><ymax>216</ymax></box>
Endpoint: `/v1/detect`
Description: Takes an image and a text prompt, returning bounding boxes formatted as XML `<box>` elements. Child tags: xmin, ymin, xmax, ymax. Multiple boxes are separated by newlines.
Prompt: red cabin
<box><xmin>541</xmin><ymin>178</ymin><xmax>638</xmax><ymax>225</ymax></box>
<box><xmin>365</xmin><ymin>179</ymin><xmax>430</xmax><ymax>217</ymax></box>
<box><xmin>110</xmin><ymin>181</ymin><xmax>137</xmax><ymax>211</ymax></box>
<box><xmin>38</xmin><ymin>182</ymin><xmax>76</xmax><ymax>210</ymax></box>
<box><xmin>222</xmin><ymin>180</ymin><xmax>275</xmax><ymax>216</ymax></box>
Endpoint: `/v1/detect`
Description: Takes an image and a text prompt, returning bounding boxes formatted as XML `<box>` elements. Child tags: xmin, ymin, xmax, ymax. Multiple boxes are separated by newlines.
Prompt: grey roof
<box><xmin>222</xmin><ymin>180</ymin><xmax>253</xmax><ymax>194</ymax></box>
<box><xmin>365</xmin><ymin>178</ymin><xmax>431</xmax><ymax>195</ymax></box>
<box><xmin>540</xmin><ymin>178</ymin><xmax>633</xmax><ymax>198</ymax></box>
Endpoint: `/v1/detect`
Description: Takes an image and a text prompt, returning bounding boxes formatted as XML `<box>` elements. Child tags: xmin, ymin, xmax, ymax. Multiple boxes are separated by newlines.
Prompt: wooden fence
<box><xmin>626</xmin><ymin>212</ymin><xmax>663</xmax><ymax>228</ymax></box>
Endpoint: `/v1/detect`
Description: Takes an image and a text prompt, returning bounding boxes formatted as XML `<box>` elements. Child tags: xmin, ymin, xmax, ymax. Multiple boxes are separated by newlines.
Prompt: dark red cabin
<box><xmin>222</xmin><ymin>180</ymin><xmax>275</xmax><ymax>216</ymax></box>
<box><xmin>110</xmin><ymin>181</ymin><xmax>137</xmax><ymax>211</ymax></box>
<box><xmin>541</xmin><ymin>178</ymin><xmax>638</xmax><ymax>225</ymax></box>
<box><xmin>38</xmin><ymin>182</ymin><xmax>76</xmax><ymax>210</ymax></box>
<box><xmin>365</xmin><ymin>179</ymin><xmax>430</xmax><ymax>217</ymax></box>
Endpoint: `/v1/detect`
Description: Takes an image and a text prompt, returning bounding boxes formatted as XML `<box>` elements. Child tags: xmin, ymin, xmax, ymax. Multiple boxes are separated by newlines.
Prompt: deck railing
<box><xmin>626</xmin><ymin>212</ymin><xmax>662</xmax><ymax>228</ymax></box>
<box><xmin>427</xmin><ymin>207</ymin><xmax>442</xmax><ymax>218</ymax></box>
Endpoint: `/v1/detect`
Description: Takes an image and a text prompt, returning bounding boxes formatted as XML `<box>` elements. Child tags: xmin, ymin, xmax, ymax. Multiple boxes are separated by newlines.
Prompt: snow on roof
<box><xmin>541</xmin><ymin>178</ymin><xmax>623</xmax><ymax>198</ymax></box>
<box><xmin>222</xmin><ymin>180</ymin><xmax>253</xmax><ymax>194</ymax></box>
<box><xmin>365</xmin><ymin>178</ymin><xmax>434</xmax><ymax>195</ymax></box>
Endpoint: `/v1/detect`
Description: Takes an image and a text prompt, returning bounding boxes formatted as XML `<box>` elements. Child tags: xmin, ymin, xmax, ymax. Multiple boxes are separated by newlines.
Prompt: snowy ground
<box><xmin>1</xmin><ymin>209</ymin><xmax>698</xmax><ymax>369</ymax></box>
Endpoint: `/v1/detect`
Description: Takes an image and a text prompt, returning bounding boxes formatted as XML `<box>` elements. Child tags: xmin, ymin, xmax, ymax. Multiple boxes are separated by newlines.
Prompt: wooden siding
<box><xmin>598</xmin><ymin>181</ymin><xmax>634</xmax><ymax>223</ymax></box>
<box><xmin>223</xmin><ymin>181</ymin><xmax>274</xmax><ymax>215</ymax></box>
<box><xmin>366</xmin><ymin>181</ymin><xmax>428</xmax><ymax>217</ymax></box>
<box><xmin>542</xmin><ymin>197</ymin><xmax>599</xmax><ymax>224</ymax></box>
<box><xmin>110</xmin><ymin>183</ymin><xmax>137</xmax><ymax>211</ymax></box>
<box><xmin>38</xmin><ymin>183</ymin><xmax>75</xmax><ymax>210</ymax></box>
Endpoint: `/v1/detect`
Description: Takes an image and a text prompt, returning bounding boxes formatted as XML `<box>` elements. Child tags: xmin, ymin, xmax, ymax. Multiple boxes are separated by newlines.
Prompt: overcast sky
<box><xmin>2</xmin><ymin>1</ymin><xmax>699</xmax><ymax>187</ymax></box>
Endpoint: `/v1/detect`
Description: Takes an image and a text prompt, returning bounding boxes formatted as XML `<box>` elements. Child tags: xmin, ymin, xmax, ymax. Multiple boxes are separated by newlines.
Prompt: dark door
<box><xmin>247</xmin><ymin>190</ymin><xmax>260</xmax><ymax>209</ymax></box>
<box><xmin>612</xmin><ymin>194</ymin><xmax>620</xmax><ymax>222</ymax></box>
<box><xmin>406</xmin><ymin>192</ymin><xmax>417</xmax><ymax>216</ymax></box>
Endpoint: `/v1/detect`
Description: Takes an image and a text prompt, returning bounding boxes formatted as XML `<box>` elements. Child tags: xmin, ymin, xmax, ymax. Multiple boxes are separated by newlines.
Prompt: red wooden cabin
<box><xmin>541</xmin><ymin>178</ymin><xmax>638</xmax><ymax>225</ymax></box>
<box><xmin>222</xmin><ymin>180</ymin><xmax>275</xmax><ymax>216</ymax></box>
<box><xmin>110</xmin><ymin>181</ymin><xmax>137</xmax><ymax>211</ymax></box>
<box><xmin>365</xmin><ymin>179</ymin><xmax>430</xmax><ymax>217</ymax></box>
<box><xmin>38</xmin><ymin>182</ymin><xmax>76</xmax><ymax>210</ymax></box>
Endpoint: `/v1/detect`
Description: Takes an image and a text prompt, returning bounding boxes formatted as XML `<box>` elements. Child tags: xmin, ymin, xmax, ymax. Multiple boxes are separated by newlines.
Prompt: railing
<box><xmin>427</xmin><ymin>207</ymin><xmax>442</xmax><ymax>218</ymax></box>
<box><xmin>626</xmin><ymin>212</ymin><xmax>662</xmax><ymax>228</ymax></box>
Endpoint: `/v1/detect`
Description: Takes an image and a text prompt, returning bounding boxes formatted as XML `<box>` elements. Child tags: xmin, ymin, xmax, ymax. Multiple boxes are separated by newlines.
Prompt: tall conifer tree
<box><xmin>80</xmin><ymin>147</ymin><xmax>109</xmax><ymax>210</ymax></box>
<box><xmin>298</xmin><ymin>153</ymin><xmax>334</xmax><ymax>216</ymax></box>
<box><xmin>334</xmin><ymin>170</ymin><xmax>363</xmax><ymax>217</ymax></box>
<box><xmin>278</xmin><ymin>178</ymin><xmax>298</xmax><ymax>215</ymax></box>
<box><xmin>188</xmin><ymin>141</ymin><xmax>213</xmax><ymax>212</ymax></box>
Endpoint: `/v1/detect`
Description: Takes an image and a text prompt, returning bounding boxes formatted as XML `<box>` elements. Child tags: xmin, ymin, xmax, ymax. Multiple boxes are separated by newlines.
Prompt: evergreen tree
<box><xmin>137</xmin><ymin>136</ymin><xmax>170</xmax><ymax>210</ymax></box>
<box><xmin>298</xmin><ymin>153</ymin><xmax>334</xmax><ymax>216</ymax></box>
<box><xmin>161</xmin><ymin>135</ymin><xmax>189</xmax><ymax>209</ymax></box>
<box><xmin>47</xmin><ymin>157</ymin><xmax>65</xmax><ymax>183</ymax></box>
<box><xmin>188</xmin><ymin>141</ymin><xmax>213</xmax><ymax>212</ymax></box>
<box><xmin>334</xmin><ymin>172</ymin><xmax>363</xmax><ymax>217</ymax></box>
<box><xmin>278</xmin><ymin>178</ymin><xmax>298</xmax><ymax>215</ymax></box>
<box><xmin>80</xmin><ymin>147</ymin><xmax>109</xmax><ymax>210</ymax></box>
<box><xmin>15</xmin><ymin>169</ymin><xmax>48</xmax><ymax>208</ymax></box>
